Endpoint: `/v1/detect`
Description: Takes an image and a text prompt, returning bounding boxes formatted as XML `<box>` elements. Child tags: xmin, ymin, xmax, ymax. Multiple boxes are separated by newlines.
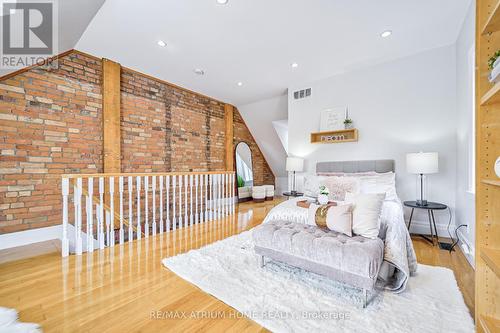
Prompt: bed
<box><xmin>263</xmin><ymin>160</ymin><xmax>418</xmax><ymax>293</ymax></box>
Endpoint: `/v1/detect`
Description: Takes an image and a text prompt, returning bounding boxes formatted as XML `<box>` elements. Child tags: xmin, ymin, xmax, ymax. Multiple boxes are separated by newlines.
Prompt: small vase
<box><xmin>318</xmin><ymin>194</ymin><xmax>329</xmax><ymax>205</ymax></box>
<box><xmin>344</xmin><ymin>123</ymin><xmax>353</xmax><ymax>129</ymax></box>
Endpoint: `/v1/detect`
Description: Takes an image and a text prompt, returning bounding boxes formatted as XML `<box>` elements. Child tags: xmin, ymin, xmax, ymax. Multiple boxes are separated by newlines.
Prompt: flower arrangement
<box><xmin>318</xmin><ymin>185</ymin><xmax>329</xmax><ymax>204</ymax></box>
<box><xmin>319</xmin><ymin>185</ymin><xmax>330</xmax><ymax>195</ymax></box>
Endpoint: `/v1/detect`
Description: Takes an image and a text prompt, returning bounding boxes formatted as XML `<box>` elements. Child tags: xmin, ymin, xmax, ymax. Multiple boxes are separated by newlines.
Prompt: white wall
<box><xmin>455</xmin><ymin>1</ymin><xmax>476</xmax><ymax>265</ymax></box>
<box><xmin>238</xmin><ymin>94</ymin><xmax>289</xmax><ymax>194</ymax></box>
<box><xmin>288</xmin><ymin>45</ymin><xmax>458</xmax><ymax>233</ymax></box>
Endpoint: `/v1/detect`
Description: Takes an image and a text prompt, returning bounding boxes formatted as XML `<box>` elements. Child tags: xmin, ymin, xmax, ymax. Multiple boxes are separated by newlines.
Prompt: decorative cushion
<box><xmin>303</xmin><ymin>175</ymin><xmax>326</xmax><ymax>197</ymax></box>
<box><xmin>322</xmin><ymin>176</ymin><xmax>360</xmax><ymax>201</ymax></box>
<box><xmin>345</xmin><ymin>192</ymin><xmax>385</xmax><ymax>239</ymax></box>
<box><xmin>356</xmin><ymin>172</ymin><xmax>397</xmax><ymax>201</ymax></box>
<box><xmin>307</xmin><ymin>203</ymin><xmax>353</xmax><ymax>236</ymax></box>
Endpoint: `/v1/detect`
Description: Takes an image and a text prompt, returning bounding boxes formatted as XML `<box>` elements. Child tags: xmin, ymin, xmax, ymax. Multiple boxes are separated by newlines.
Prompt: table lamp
<box><xmin>406</xmin><ymin>152</ymin><xmax>439</xmax><ymax>206</ymax></box>
<box><xmin>286</xmin><ymin>157</ymin><xmax>304</xmax><ymax>195</ymax></box>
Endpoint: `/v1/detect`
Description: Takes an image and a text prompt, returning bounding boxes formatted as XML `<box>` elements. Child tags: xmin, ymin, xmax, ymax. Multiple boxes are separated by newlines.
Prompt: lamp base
<box><xmin>416</xmin><ymin>199</ymin><xmax>428</xmax><ymax>206</ymax></box>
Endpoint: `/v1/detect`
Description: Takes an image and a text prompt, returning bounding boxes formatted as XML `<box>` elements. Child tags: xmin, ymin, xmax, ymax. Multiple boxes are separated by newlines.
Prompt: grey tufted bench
<box><xmin>252</xmin><ymin>220</ymin><xmax>384</xmax><ymax>307</ymax></box>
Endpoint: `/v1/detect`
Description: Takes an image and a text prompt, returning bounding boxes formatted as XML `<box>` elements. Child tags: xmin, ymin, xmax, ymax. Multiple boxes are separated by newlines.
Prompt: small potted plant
<box><xmin>344</xmin><ymin>118</ymin><xmax>353</xmax><ymax>129</ymax></box>
<box><xmin>318</xmin><ymin>185</ymin><xmax>329</xmax><ymax>205</ymax></box>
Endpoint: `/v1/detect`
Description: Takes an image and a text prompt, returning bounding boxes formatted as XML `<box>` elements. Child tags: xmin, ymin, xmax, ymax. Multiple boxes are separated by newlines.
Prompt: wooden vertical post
<box><xmin>225</xmin><ymin>104</ymin><xmax>234</xmax><ymax>171</ymax></box>
<box><xmin>102</xmin><ymin>58</ymin><xmax>121</xmax><ymax>173</ymax></box>
<box><xmin>102</xmin><ymin>59</ymin><xmax>121</xmax><ymax>231</ymax></box>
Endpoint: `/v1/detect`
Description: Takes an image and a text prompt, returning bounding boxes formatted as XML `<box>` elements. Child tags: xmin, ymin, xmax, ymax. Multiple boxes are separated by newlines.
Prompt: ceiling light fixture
<box><xmin>157</xmin><ymin>40</ymin><xmax>167</xmax><ymax>47</ymax></box>
<box><xmin>193</xmin><ymin>68</ymin><xmax>205</xmax><ymax>76</ymax></box>
<box><xmin>291</xmin><ymin>62</ymin><xmax>299</xmax><ymax>68</ymax></box>
<box><xmin>237</xmin><ymin>82</ymin><xmax>243</xmax><ymax>86</ymax></box>
<box><xmin>381</xmin><ymin>30</ymin><xmax>392</xmax><ymax>38</ymax></box>
<box><xmin>216</xmin><ymin>0</ymin><xmax>228</xmax><ymax>4</ymax></box>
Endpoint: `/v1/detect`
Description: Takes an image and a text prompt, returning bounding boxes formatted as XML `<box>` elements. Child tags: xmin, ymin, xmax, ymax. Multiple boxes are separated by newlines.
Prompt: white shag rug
<box><xmin>162</xmin><ymin>229</ymin><xmax>474</xmax><ymax>333</ymax></box>
<box><xmin>0</xmin><ymin>307</ymin><xmax>41</xmax><ymax>333</ymax></box>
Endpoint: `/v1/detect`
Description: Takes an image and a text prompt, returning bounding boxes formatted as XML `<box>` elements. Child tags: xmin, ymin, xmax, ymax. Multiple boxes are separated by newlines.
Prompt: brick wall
<box><xmin>0</xmin><ymin>50</ymin><xmax>274</xmax><ymax>234</ymax></box>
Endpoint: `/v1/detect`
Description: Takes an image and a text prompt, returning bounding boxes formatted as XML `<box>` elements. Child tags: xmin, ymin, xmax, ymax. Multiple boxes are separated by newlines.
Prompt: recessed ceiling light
<box><xmin>237</xmin><ymin>82</ymin><xmax>243</xmax><ymax>86</ymax></box>
<box><xmin>193</xmin><ymin>68</ymin><xmax>205</xmax><ymax>75</ymax></box>
<box><xmin>157</xmin><ymin>40</ymin><xmax>167</xmax><ymax>47</ymax></box>
<box><xmin>291</xmin><ymin>62</ymin><xmax>299</xmax><ymax>68</ymax></box>
<box><xmin>381</xmin><ymin>30</ymin><xmax>392</xmax><ymax>38</ymax></box>
<box><xmin>216</xmin><ymin>0</ymin><xmax>228</xmax><ymax>4</ymax></box>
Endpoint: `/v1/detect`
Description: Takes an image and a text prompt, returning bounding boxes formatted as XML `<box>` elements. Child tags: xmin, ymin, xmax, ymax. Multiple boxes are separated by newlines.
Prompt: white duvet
<box><xmin>263</xmin><ymin>197</ymin><xmax>418</xmax><ymax>293</ymax></box>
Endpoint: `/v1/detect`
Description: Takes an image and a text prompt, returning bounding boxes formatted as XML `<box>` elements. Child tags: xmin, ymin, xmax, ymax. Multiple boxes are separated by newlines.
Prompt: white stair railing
<box><xmin>61</xmin><ymin>171</ymin><xmax>235</xmax><ymax>257</ymax></box>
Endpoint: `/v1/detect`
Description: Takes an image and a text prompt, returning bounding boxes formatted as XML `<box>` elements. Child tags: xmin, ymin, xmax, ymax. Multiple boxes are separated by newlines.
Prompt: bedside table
<box><xmin>282</xmin><ymin>191</ymin><xmax>304</xmax><ymax>199</ymax></box>
<box><xmin>404</xmin><ymin>201</ymin><xmax>448</xmax><ymax>246</ymax></box>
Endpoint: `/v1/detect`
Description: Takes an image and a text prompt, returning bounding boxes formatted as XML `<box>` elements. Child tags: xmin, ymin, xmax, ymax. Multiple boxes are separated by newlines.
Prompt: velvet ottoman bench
<box><xmin>252</xmin><ymin>220</ymin><xmax>384</xmax><ymax>307</ymax></box>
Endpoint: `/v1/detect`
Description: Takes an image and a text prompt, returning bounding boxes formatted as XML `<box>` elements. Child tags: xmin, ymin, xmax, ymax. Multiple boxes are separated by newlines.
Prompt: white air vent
<box><xmin>293</xmin><ymin>88</ymin><xmax>311</xmax><ymax>100</ymax></box>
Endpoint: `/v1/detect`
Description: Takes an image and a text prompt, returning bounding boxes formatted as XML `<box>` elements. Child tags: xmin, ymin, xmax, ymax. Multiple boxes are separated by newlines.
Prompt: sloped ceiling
<box><xmin>76</xmin><ymin>0</ymin><xmax>471</xmax><ymax>105</ymax></box>
<box><xmin>0</xmin><ymin>0</ymin><xmax>105</xmax><ymax>77</ymax></box>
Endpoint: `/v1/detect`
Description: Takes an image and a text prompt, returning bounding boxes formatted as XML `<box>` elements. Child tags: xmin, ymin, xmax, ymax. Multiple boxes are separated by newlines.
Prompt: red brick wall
<box><xmin>0</xmin><ymin>52</ymin><xmax>102</xmax><ymax>233</ymax></box>
<box><xmin>0</xmin><ymin>50</ymin><xmax>274</xmax><ymax>234</ymax></box>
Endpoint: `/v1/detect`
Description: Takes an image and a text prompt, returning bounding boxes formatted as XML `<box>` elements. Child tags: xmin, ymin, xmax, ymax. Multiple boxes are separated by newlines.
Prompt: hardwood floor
<box><xmin>0</xmin><ymin>198</ymin><xmax>474</xmax><ymax>332</ymax></box>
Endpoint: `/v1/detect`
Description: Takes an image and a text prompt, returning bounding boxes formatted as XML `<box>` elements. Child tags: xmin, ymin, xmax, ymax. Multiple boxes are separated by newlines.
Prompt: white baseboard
<box><xmin>0</xmin><ymin>225</ymin><xmax>62</xmax><ymax>250</ymax></box>
<box><xmin>407</xmin><ymin>219</ymin><xmax>450</xmax><ymax>238</ymax></box>
<box><xmin>457</xmin><ymin>228</ymin><xmax>475</xmax><ymax>268</ymax></box>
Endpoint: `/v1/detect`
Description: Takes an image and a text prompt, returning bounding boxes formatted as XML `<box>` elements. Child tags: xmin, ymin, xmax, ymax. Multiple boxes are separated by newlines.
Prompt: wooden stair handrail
<box><xmin>61</xmin><ymin>171</ymin><xmax>235</xmax><ymax>179</ymax></box>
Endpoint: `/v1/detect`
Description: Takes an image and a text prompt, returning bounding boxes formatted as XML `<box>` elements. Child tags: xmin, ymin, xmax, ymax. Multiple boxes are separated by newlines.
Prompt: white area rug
<box><xmin>0</xmin><ymin>307</ymin><xmax>41</xmax><ymax>333</ymax></box>
<box><xmin>162</xmin><ymin>230</ymin><xmax>474</xmax><ymax>333</ymax></box>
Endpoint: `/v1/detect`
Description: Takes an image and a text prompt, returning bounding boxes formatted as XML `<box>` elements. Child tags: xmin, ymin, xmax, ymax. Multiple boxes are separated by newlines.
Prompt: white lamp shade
<box><xmin>286</xmin><ymin>157</ymin><xmax>304</xmax><ymax>172</ymax></box>
<box><xmin>406</xmin><ymin>152</ymin><xmax>439</xmax><ymax>174</ymax></box>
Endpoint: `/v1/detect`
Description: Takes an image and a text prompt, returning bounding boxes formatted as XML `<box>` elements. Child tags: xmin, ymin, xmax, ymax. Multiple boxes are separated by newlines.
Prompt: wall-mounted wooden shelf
<box><xmin>481</xmin><ymin>247</ymin><xmax>500</xmax><ymax>278</ymax></box>
<box><xmin>479</xmin><ymin>315</ymin><xmax>500</xmax><ymax>333</ymax></box>
<box><xmin>482</xmin><ymin>179</ymin><xmax>500</xmax><ymax>187</ymax></box>
<box><xmin>310</xmin><ymin>128</ymin><xmax>358</xmax><ymax>144</ymax></box>
<box><xmin>480</xmin><ymin>81</ymin><xmax>500</xmax><ymax>105</ymax></box>
<box><xmin>482</xmin><ymin>0</ymin><xmax>500</xmax><ymax>35</ymax></box>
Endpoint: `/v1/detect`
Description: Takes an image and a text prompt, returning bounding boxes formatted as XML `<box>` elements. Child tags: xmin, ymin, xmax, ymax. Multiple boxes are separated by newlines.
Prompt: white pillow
<box><xmin>345</xmin><ymin>192</ymin><xmax>385</xmax><ymax>239</ymax></box>
<box><xmin>303</xmin><ymin>175</ymin><xmax>326</xmax><ymax>197</ymax></box>
<box><xmin>356</xmin><ymin>172</ymin><xmax>398</xmax><ymax>201</ymax></box>
<box><xmin>307</xmin><ymin>203</ymin><xmax>353</xmax><ymax>237</ymax></box>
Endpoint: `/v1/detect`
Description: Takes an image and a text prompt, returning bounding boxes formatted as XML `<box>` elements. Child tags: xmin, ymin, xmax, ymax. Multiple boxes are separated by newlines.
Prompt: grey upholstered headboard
<box><xmin>316</xmin><ymin>160</ymin><xmax>395</xmax><ymax>174</ymax></box>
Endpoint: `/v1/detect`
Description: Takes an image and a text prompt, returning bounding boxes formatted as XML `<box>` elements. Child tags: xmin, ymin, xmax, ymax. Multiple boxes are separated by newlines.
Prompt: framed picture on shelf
<box><xmin>320</xmin><ymin>107</ymin><xmax>345</xmax><ymax>131</ymax></box>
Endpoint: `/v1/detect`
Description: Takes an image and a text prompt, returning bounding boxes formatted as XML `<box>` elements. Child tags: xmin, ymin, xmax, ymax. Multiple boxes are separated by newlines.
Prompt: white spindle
<box><xmin>73</xmin><ymin>179</ymin><xmax>83</xmax><ymax>255</ymax></box>
<box><xmin>152</xmin><ymin>176</ymin><xmax>157</xmax><ymax>236</ymax></box>
<box><xmin>128</xmin><ymin>176</ymin><xmax>133</xmax><ymax>242</ymax></box>
<box><xmin>184</xmin><ymin>175</ymin><xmax>188</xmax><ymax>225</ymax></box>
<box><xmin>159</xmin><ymin>175</ymin><xmax>163</xmax><ymax>234</ymax></box>
<box><xmin>136</xmin><ymin>176</ymin><xmax>142</xmax><ymax>240</ymax></box>
<box><xmin>189</xmin><ymin>174</ymin><xmax>194</xmax><ymax>226</ymax></box>
<box><xmin>166</xmin><ymin>175</ymin><xmax>171</xmax><ymax>231</ymax></box>
<box><xmin>195</xmin><ymin>175</ymin><xmax>199</xmax><ymax>224</ymax></box>
<box><xmin>217</xmin><ymin>174</ymin><xmax>222</xmax><ymax>220</ymax></box>
<box><xmin>108</xmin><ymin>177</ymin><xmax>115</xmax><ymax>247</ymax></box>
<box><xmin>172</xmin><ymin>175</ymin><xmax>176</xmax><ymax>231</ymax></box>
<box><xmin>62</xmin><ymin>178</ymin><xmax>69</xmax><ymax>257</ymax></box>
<box><xmin>223</xmin><ymin>173</ymin><xmax>227</xmax><ymax>216</ymax></box>
<box><xmin>87</xmin><ymin>177</ymin><xmax>94</xmax><ymax>253</ymax></box>
<box><xmin>209</xmin><ymin>174</ymin><xmax>213</xmax><ymax>220</ymax></box>
<box><xmin>179</xmin><ymin>175</ymin><xmax>183</xmax><ymax>228</ymax></box>
<box><xmin>205</xmin><ymin>174</ymin><xmax>208</xmax><ymax>221</ymax></box>
<box><xmin>119</xmin><ymin>177</ymin><xmax>124</xmax><ymax>244</ymax></box>
<box><xmin>144</xmin><ymin>176</ymin><xmax>149</xmax><ymax>238</ymax></box>
<box><xmin>199</xmin><ymin>174</ymin><xmax>204</xmax><ymax>223</ymax></box>
<box><xmin>231</xmin><ymin>172</ymin><xmax>235</xmax><ymax>213</ymax></box>
<box><xmin>98</xmin><ymin>177</ymin><xmax>105</xmax><ymax>249</ymax></box>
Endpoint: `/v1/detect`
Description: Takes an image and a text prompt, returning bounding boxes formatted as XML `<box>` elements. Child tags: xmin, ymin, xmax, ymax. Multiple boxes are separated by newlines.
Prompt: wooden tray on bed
<box><xmin>296</xmin><ymin>200</ymin><xmax>337</xmax><ymax>209</ymax></box>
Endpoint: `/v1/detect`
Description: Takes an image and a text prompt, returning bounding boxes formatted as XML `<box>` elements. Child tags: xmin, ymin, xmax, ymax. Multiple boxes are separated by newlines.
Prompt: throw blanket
<box><xmin>263</xmin><ymin>197</ymin><xmax>417</xmax><ymax>293</ymax></box>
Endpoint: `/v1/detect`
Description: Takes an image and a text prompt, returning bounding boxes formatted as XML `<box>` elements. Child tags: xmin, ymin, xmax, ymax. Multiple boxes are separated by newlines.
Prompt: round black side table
<box><xmin>282</xmin><ymin>192</ymin><xmax>304</xmax><ymax>199</ymax></box>
<box><xmin>404</xmin><ymin>201</ymin><xmax>448</xmax><ymax>246</ymax></box>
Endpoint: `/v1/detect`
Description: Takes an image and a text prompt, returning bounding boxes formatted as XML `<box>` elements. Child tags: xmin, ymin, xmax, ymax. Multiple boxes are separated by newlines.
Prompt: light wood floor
<box><xmin>0</xmin><ymin>198</ymin><xmax>474</xmax><ymax>332</ymax></box>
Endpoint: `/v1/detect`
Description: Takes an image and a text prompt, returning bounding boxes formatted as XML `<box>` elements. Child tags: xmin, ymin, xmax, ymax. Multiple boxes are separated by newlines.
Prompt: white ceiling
<box><xmin>76</xmin><ymin>0</ymin><xmax>471</xmax><ymax>106</ymax></box>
